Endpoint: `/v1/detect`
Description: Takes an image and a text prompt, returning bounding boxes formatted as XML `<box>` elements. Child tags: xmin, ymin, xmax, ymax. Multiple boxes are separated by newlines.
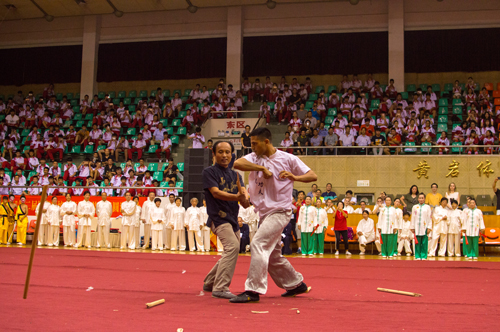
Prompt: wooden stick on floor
<box><xmin>23</xmin><ymin>185</ymin><xmax>48</xmax><ymax>299</ymax></box>
<box><xmin>377</xmin><ymin>287</ymin><xmax>422</xmax><ymax>297</ymax></box>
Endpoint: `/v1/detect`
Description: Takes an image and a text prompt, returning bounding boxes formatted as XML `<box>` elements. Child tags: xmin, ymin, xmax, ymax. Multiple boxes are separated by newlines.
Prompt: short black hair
<box><xmin>212</xmin><ymin>140</ymin><xmax>234</xmax><ymax>154</ymax></box>
<box><xmin>154</xmin><ymin>198</ymin><xmax>161</xmax><ymax>203</ymax></box>
<box><xmin>440</xmin><ymin>197</ymin><xmax>449</xmax><ymax>203</ymax></box>
<box><xmin>249</xmin><ymin>127</ymin><xmax>272</xmax><ymax>141</ymax></box>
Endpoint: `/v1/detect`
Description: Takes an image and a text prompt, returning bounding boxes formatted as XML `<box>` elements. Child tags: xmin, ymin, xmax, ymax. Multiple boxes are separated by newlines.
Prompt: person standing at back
<box><xmin>231</xmin><ymin>127</ymin><xmax>317</xmax><ymax>303</ymax></box>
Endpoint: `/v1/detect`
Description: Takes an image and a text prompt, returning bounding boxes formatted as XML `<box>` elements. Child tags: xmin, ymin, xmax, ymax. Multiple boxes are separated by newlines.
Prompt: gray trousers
<box><xmin>203</xmin><ymin>223</ymin><xmax>240</xmax><ymax>292</ymax></box>
<box><xmin>245</xmin><ymin>211</ymin><xmax>303</xmax><ymax>294</ymax></box>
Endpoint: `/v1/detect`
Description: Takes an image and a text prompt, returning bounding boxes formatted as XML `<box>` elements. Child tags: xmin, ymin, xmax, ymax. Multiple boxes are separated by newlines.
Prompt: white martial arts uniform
<box><xmin>47</xmin><ymin>204</ymin><xmax>61</xmax><ymax>246</ymax></box>
<box><xmin>169</xmin><ymin>205</ymin><xmax>186</xmax><ymax>250</ymax></box>
<box><xmin>76</xmin><ymin>200</ymin><xmax>95</xmax><ymax>248</ymax></box>
<box><xmin>461</xmin><ymin>207</ymin><xmax>485</xmax><ymax>236</ymax></box>
<box><xmin>35</xmin><ymin>202</ymin><xmax>50</xmax><ymax>245</ymax></box>
<box><xmin>297</xmin><ymin>205</ymin><xmax>317</xmax><ymax>233</ymax></box>
<box><xmin>133</xmin><ymin>205</ymin><xmax>142</xmax><ymax>248</ymax></box>
<box><xmin>60</xmin><ymin>201</ymin><xmax>77</xmax><ymax>246</ymax></box>
<box><xmin>150</xmin><ymin>206</ymin><xmax>166</xmax><ymax>250</ymax></box>
<box><xmin>397</xmin><ymin>219</ymin><xmax>413</xmax><ymax>255</ymax></box>
<box><xmin>164</xmin><ymin>202</ymin><xmax>175</xmax><ymax>249</ymax></box>
<box><xmin>141</xmin><ymin>198</ymin><xmax>156</xmax><ymax>248</ymax></box>
<box><xmin>353</xmin><ymin>207</ymin><xmax>371</xmax><ymax>214</ymax></box>
<box><xmin>357</xmin><ymin>217</ymin><xmax>375</xmax><ymax>253</ymax></box>
<box><xmin>429</xmin><ymin>206</ymin><xmax>449</xmax><ymax>256</ymax></box>
<box><xmin>120</xmin><ymin>200</ymin><xmax>137</xmax><ymax>249</ymax></box>
<box><xmin>410</xmin><ymin>204</ymin><xmax>433</xmax><ymax>236</ymax></box>
<box><xmin>96</xmin><ymin>200</ymin><xmax>112</xmax><ymax>248</ymax></box>
<box><xmin>185</xmin><ymin>206</ymin><xmax>204</xmax><ymax>251</ymax></box>
<box><xmin>199</xmin><ymin>206</ymin><xmax>210</xmax><ymax>251</ymax></box>
<box><xmin>447</xmin><ymin>208</ymin><xmax>462</xmax><ymax>256</ymax></box>
<box><xmin>245</xmin><ymin>205</ymin><xmax>259</xmax><ymax>242</ymax></box>
<box><xmin>315</xmin><ymin>208</ymin><xmax>328</xmax><ymax>233</ymax></box>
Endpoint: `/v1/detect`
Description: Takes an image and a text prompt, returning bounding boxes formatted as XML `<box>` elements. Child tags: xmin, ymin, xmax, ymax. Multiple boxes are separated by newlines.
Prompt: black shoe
<box><xmin>229</xmin><ymin>291</ymin><xmax>260</xmax><ymax>303</ymax></box>
<box><xmin>202</xmin><ymin>284</ymin><xmax>212</xmax><ymax>292</ymax></box>
<box><xmin>281</xmin><ymin>282</ymin><xmax>311</xmax><ymax>297</ymax></box>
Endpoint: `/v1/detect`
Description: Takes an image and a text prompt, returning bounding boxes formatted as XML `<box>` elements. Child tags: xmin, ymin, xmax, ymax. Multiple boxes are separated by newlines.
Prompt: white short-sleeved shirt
<box><xmin>244</xmin><ymin>149</ymin><xmax>310</xmax><ymax>218</ymax></box>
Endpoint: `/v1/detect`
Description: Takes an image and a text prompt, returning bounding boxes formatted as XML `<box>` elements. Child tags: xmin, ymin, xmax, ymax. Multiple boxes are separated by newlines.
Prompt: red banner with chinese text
<box><xmin>13</xmin><ymin>195</ymin><xmax>147</xmax><ymax>218</ymax></box>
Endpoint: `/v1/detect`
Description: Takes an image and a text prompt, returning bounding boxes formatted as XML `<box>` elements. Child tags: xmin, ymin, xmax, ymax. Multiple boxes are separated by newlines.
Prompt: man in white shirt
<box><xmin>140</xmin><ymin>192</ymin><xmax>156</xmax><ymax>249</ymax></box>
<box><xmin>96</xmin><ymin>192</ymin><xmax>113</xmax><ymax>248</ymax></box>
<box><xmin>188</xmin><ymin>127</ymin><xmax>205</xmax><ymax>149</ymax></box>
<box><xmin>128</xmin><ymin>133</ymin><xmax>147</xmax><ymax>161</ymax></box>
<box><xmin>231</xmin><ymin>127</ymin><xmax>317</xmax><ymax>303</ymax></box>
<box><xmin>339</xmin><ymin>126</ymin><xmax>355</xmax><ymax>155</ymax></box>
<box><xmin>75</xmin><ymin>191</ymin><xmax>95</xmax><ymax>248</ymax></box>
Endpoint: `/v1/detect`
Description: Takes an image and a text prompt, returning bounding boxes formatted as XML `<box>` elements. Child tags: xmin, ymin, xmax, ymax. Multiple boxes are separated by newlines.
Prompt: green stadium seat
<box><xmin>150</xmin><ymin>91</ymin><xmax>156</xmax><ymax>97</ymax></box>
<box><xmin>70</xmin><ymin>99</ymin><xmax>78</xmax><ymax>106</ymax></box>
<box><xmin>163</xmin><ymin>90</ymin><xmax>170</xmax><ymax>98</ymax></box>
<box><xmin>459</xmin><ymin>83</ymin><xmax>466</xmax><ymax>91</ymax></box>
<box><xmin>438</xmin><ymin>107</ymin><xmax>448</xmax><ymax>115</ymax></box>
<box><xmin>23</xmin><ymin>145</ymin><xmax>30</xmax><ymax>153</ymax></box>
<box><xmin>419</xmin><ymin>84</ymin><xmax>427</xmax><ymax>91</ymax></box>
<box><xmin>56</xmin><ymin>93</ymin><xmax>63</xmax><ymax>101</ymax></box>
<box><xmin>73</xmin><ymin>105</ymin><xmax>80</xmax><ymax>113</ymax></box>
<box><xmin>71</xmin><ymin>146</ymin><xmax>81</xmax><ymax>153</ymax></box>
<box><xmin>87</xmin><ymin>120</ymin><xmax>93</xmax><ymax>128</ymax></box>
<box><xmin>108</xmin><ymin>91</ymin><xmax>116</xmax><ymax>98</ymax></box>
<box><xmin>98</xmin><ymin>92</ymin><xmax>105</xmax><ymax>99</ymax></box>
<box><xmin>243</xmin><ymin>95</ymin><xmax>248</xmax><ymax>103</ymax></box>
<box><xmin>75</xmin><ymin>93</ymin><xmax>80</xmax><ymax>99</ymax></box>
<box><xmin>148</xmin><ymin>162</ymin><xmax>158</xmax><ymax>172</ymax></box>
<box><xmin>67</xmin><ymin>93</ymin><xmax>74</xmax><ymax>100</ymax></box>
<box><xmin>153</xmin><ymin>171</ymin><xmax>163</xmax><ymax>182</ymax></box>
<box><xmin>177</xmin><ymin>162</ymin><xmax>184</xmax><ymax>172</ymax></box>
<box><xmin>84</xmin><ymin>145</ymin><xmax>94</xmax><ymax>154</ymax></box>
<box><xmin>444</xmin><ymin>83</ymin><xmax>453</xmax><ymax>92</ymax></box>
<box><xmin>133</xmin><ymin>97</ymin><xmax>142</xmax><ymax>105</ymax></box>
<box><xmin>165</xmin><ymin>127</ymin><xmax>173</xmax><ymax>135</ymax></box>
<box><xmin>327</xmin><ymin>108</ymin><xmax>337</xmax><ymax>116</ymax></box>
<box><xmin>304</xmin><ymin>101</ymin><xmax>314</xmax><ymax>109</ymax></box>
<box><xmin>325</xmin><ymin>116</ymin><xmax>334</xmax><ymax>125</ymax></box>
<box><xmin>452</xmin><ymin>106</ymin><xmax>463</xmax><ymax>114</ymax></box>
<box><xmin>128</xmin><ymin>90</ymin><xmax>137</xmax><ymax>98</ymax></box>
<box><xmin>437</xmin><ymin>123</ymin><xmax>447</xmax><ymax>132</ymax></box>
<box><xmin>159</xmin><ymin>119</ymin><xmax>168</xmax><ymax>127</ymax></box>
<box><xmin>74</xmin><ymin>114</ymin><xmax>82</xmax><ymax>121</ymax></box>
<box><xmin>407</xmin><ymin>84</ymin><xmax>416</xmax><ymax>93</ymax></box>
<box><xmin>183</xmin><ymin>89</ymin><xmax>192</xmax><ymax>97</ymax></box>
<box><xmin>21</xmin><ymin>129</ymin><xmax>30</xmax><ymax>136</ymax></box>
<box><xmin>438</xmin><ymin>115</ymin><xmax>448</xmax><ymax>123</ymax></box>
<box><xmin>175</xmin><ymin>181</ymin><xmax>183</xmax><ymax>188</ymax></box>
<box><xmin>133</xmin><ymin>162</ymin><xmax>140</xmax><ymax>170</ymax></box>
<box><xmin>400</xmin><ymin>92</ymin><xmax>408</xmax><ymax>100</ymax></box>
<box><xmin>84</xmin><ymin>114</ymin><xmax>93</xmax><ymax>120</ymax></box>
<box><xmin>123</xmin><ymin>97</ymin><xmax>131</xmax><ymax>105</ymax></box>
<box><xmin>438</xmin><ymin>98</ymin><xmax>448</xmax><ymax>106</ymax></box>
<box><xmin>112</xmin><ymin>98</ymin><xmax>120</xmax><ymax>105</ymax></box>
<box><xmin>127</xmin><ymin>128</ymin><xmax>136</xmax><ymax>136</ymax></box>
<box><xmin>117</xmin><ymin>91</ymin><xmax>126</xmax><ymax>98</ymax></box>
<box><xmin>160</xmin><ymin>181</ymin><xmax>168</xmax><ymax>188</ymax></box>
<box><xmin>97</xmin><ymin>145</ymin><xmax>106</xmax><ymax>151</ymax></box>
<box><xmin>452</xmin><ymin>99</ymin><xmax>463</xmax><ymax>106</ymax></box>
<box><xmin>370</xmin><ymin>99</ymin><xmax>380</xmax><ymax>108</ymax></box>
<box><xmin>327</xmin><ymin>85</ymin><xmax>337</xmax><ymax>93</ymax></box>
<box><xmin>314</xmin><ymin>86</ymin><xmax>324</xmax><ymax>94</ymax></box>
<box><xmin>404</xmin><ymin>141</ymin><xmax>416</xmax><ymax>153</ymax></box>
<box><xmin>128</xmin><ymin>105</ymin><xmax>136</xmax><ymax>113</ymax></box>
<box><xmin>119</xmin><ymin>162</ymin><xmax>126</xmax><ymax>169</ymax></box>
<box><xmin>308</xmin><ymin>93</ymin><xmax>318</xmax><ymax>101</ymax></box>
<box><xmin>421</xmin><ymin>142</ymin><xmax>432</xmax><ymax>153</ymax></box>
<box><xmin>34</xmin><ymin>94</ymin><xmax>41</xmax><ymax>100</ymax></box>
<box><xmin>171</xmin><ymin>119</ymin><xmax>181</xmax><ymax>127</ymax></box>
<box><xmin>139</xmin><ymin>90</ymin><xmax>148</xmax><ymax>98</ymax></box>
<box><xmin>21</xmin><ymin>136</ymin><xmax>28</xmax><ymax>145</ymax></box>
<box><xmin>380</xmin><ymin>85</ymin><xmax>387</xmax><ymax>92</ymax></box>
<box><xmin>176</xmin><ymin>127</ymin><xmax>187</xmax><ymax>135</ymax></box>
<box><xmin>184</xmin><ymin>103</ymin><xmax>193</xmax><ymax>111</ymax></box>
<box><xmin>431</xmin><ymin>84</ymin><xmax>440</xmax><ymax>92</ymax></box>
<box><xmin>171</xmin><ymin>136</ymin><xmax>180</xmax><ymax>144</ymax></box>
<box><xmin>177</xmin><ymin>111</ymin><xmax>186</xmax><ymax>119</ymax></box>
<box><xmin>76</xmin><ymin>120</ymin><xmax>84</xmax><ymax>128</ymax></box>
<box><xmin>451</xmin><ymin>142</ymin><xmax>463</xmax><ymax>153</ymax></box>
<box><xmin>147</xmin><ymin>145</ymin><xmax>158</xmax><ymax>154</ymax></box>
<box><xmin>268</xmin><ymin>102</ymin><xmax>276</xmax><ymax>109</ymax></box>
<box><xmin>28</xmin><ymin>171</ymin><xmax>36</xmax><ymax>179</ymax></box>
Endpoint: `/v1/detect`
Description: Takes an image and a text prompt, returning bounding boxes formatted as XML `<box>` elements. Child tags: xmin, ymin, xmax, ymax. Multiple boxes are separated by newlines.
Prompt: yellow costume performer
<box><xmin>0</xmin><ymin>203</ymin><xmax>8</xmax><ymax>244</ymax></box>
<box><xmin>15</xmin><ymin>204</ymin><xmax>28</xmax><ymax>245</ymax></box>
<box><xmin>5</xmin><ymin>202</ymin><xmax>16</xmax><ymax>244</ymax></box>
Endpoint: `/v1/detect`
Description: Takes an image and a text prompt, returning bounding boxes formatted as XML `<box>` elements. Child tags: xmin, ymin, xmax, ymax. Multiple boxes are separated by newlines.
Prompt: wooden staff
<box><xmin>146</xmin><ymin>299</ymin><xmax>165</xmax><ymax>308</ymax></box>
<box><xmin>377</xmin><ymin>288</ymin><xmax>422</xmax><ymax>297</ymax></box>
<box><xmin>23</xmin><ymin>185</ymin><xmax>48</xmax><ymax>299</ymax></box>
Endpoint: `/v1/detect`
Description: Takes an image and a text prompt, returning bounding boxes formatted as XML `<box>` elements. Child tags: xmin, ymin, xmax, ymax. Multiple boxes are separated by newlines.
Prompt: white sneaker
<box><xmin>473</xmin><ymin>257</ymin><xmax>478</xmax><ymax>260</ymax></box>
<box><xmin>359</xmin><ymin>252</ymin><xmax>365</xmax><ymax>255</ymax></box>
<box><xmin>456</xmin><ymin>254</ymin><xmax>461</xmax><ymax>257</ymax></box>
<box><xmin>159</xmin><ymin>248</ymin><xmax>163</xmax><ymax>251</ymax></box>
<box><xmin>87</xmin><ymin>246</ymin><xmax>91</xmax><ymax>248</ymax></box>
<box><xmin>302</xmin><ymin>253</ymin><xmax>306</xmax><ymax>256</ymax></box>
<box><xmin>96</xmin><ymin>245</ymin><xmax>100</xmax><ymax>248</ymax></box>
<box><xmin>74</xmin><ymin>245</ymin><xmax>79</xmax><ymax>248</ymax></box>
<box><xmin>406</xmin><ymin>253</ymin><xmax>411</xmax><ymax>256</ymax></box>
<box><xmin>335</xmin><ymin>251</ymin><xmax>339</xmax><ymax>255</ymax></box>
<box><xmin>346</xmin><ymin>251</ymin><xmax>352</xmax><ymax>255</ymax></box>
<box><xmin>17</xmin><ymin>242</ymin><xmax>23</xmax><ymax>245</ymax></box>
<box><xmin>48</xmin><ymin>244</ymin><xmax>53</xmax><ymax>247</ymax></box>
<box><xmin>397</xmin><ymin>253</ymin><xmax>401</xmax><ymax>256</ymax></box>
<box><xmin>107</xmin><ymin>244</ymin><xmax>111</xmax><ymax>248</ymax></box>
<box><xmin>6</xmin><ymin>242</ymin><xmax>11</xmax><ymax>245</ymax></box>
<box><xmin>466</xmin><ymin>257</ymin><xmax>472</xmax><ymax>260</ymax></box>
<box><xmin>416</xmin><ymin>258</ymin><xmax>421</xmax><ymax>260</ymax></box>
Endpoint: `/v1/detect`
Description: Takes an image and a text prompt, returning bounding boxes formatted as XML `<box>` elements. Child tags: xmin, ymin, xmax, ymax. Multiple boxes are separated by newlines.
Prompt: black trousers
<box><xmin>334</xmin><ymin>230</ymin><xmax>349</xmax><ymax>251</ymax></box>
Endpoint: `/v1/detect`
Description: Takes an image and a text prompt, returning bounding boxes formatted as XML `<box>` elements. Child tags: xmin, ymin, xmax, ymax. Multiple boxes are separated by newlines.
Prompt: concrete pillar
<box><xmin>80</xmin><ymin>15</ymin><xmax>101</xmax><ymax>99</ymax></box>
<box><xmin>226</xmin><ymin>6</ymin><xmax>243</xmax><ymax>91</ymax></box>
<box><xmin>388</xmin><ymin>0</ymin><xmax>404</xmax><ymax>92</ymax></box>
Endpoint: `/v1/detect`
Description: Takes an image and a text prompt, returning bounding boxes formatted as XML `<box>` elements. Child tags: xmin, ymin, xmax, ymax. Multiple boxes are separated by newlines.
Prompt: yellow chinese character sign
<box><xmin>413</xmin><ymin>160</ymin><xmax>430</xmax><ymax>179</ymax></box>
<box><xmin>477</xmin><ymin>160</ymin><xmax>494</xmax><ymax>177</ymax></box>
<box><xmin>446</xmin><ymin>160</ymin><xmax>460</xmax><ymax>178</ymax></box>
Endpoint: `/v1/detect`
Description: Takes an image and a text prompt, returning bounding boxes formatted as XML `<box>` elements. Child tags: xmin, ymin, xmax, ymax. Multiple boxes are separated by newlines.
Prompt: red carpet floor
<box><xmin>1</xmin><ymin>247</ymin><xmax>499</xmax><ymax>331</ymax></box>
